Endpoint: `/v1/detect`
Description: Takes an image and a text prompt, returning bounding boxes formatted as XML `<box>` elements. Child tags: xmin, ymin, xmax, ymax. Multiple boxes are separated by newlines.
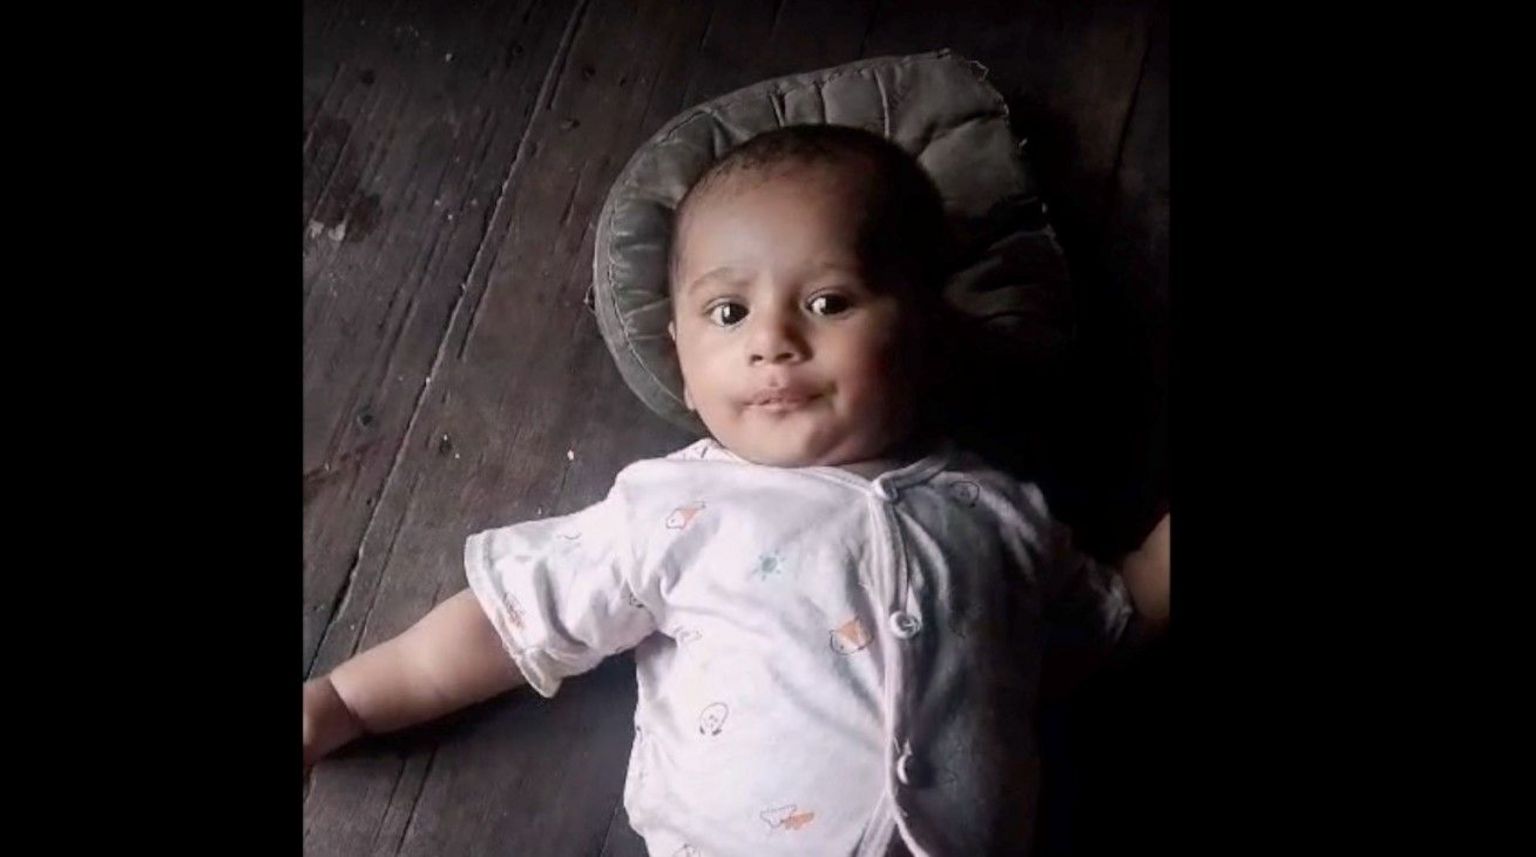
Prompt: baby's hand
<box><xmin>303</xmin><ymin>675</ymin><xmax>363</xmax><ymax>770</ymax></box>
<box><xmin>299</xmin><ymin>589</ymin><xmax>525</xmax><ymax>773</ymax></box>
<box><xmin>1121</xmin><ymin>513</ymin><xmax>1170</xmax><ymax>631</ymax></box>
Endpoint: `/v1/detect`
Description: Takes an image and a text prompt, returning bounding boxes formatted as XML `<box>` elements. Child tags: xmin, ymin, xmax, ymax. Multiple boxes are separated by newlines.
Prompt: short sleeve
<box><xmin>1043</xmin><ymin>542</ymin><xmax>1136</xmax><ymax>652</ymax></box>
<box><xmin>1013</xmin><ymin>482</ymin><xmax>1136</xmax><ymax>652</ymax></box>
<box><xmin>465</xmin><ymin>487</ymin><xmax>656</xmax><ymax>697</ymax></box>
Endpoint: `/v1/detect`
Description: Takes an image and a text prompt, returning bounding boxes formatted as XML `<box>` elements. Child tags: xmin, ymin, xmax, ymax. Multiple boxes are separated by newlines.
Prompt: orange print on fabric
<box><xmin>665</xmin><ymin>502</ymin><xmax>706</xmax><ymax>530</ymax></box>
<box><xmin>829</xmin><ymin>617</ymin><xmax>871</xmax><ymax>654</ymax></box>
<box><xmin>761</xmin><ymin>804</ymin><xmax>816</xmax><ymax>831</ymax></box>
<box><xmin>782</xmin><ymin>811</ymin><xmax>816</xmax><ymax>830</ymax></box>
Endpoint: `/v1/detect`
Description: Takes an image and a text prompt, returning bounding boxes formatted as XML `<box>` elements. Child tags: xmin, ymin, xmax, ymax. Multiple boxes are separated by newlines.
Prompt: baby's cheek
<box><xmin>858</xmin><ymin>335</ymin><xmax>909</xmax><ymax>392</ymax></box>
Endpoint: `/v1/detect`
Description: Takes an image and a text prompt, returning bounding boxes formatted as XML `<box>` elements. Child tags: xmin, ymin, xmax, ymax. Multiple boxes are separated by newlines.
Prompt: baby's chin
<box><xmin>693</xmin><ymin>398</ymin><xmax>918</xmax><ymax>469</ymax></box>
<box><xmin>709</xmin><ymin>426</ymin><xmax>904</xmax><ymax>469</ymax></box>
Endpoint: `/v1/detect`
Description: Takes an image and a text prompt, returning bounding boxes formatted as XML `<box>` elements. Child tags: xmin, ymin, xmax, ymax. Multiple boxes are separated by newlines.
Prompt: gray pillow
<box><xmin>589</xmin><ymin>49</ymin><xmax>1071</xmax><ymax>433</ymax></box>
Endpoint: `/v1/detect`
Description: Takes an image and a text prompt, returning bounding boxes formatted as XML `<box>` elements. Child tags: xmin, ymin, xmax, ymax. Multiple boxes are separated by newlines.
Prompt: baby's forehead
<box><xmin>706</xmin><ymin>155</ymin><xmax>876</xmax><ymax>204</ymax></box>
<box><xmin>676</xmin><ymin>160</ymin><xmax>876</xmax><ymax>248</ymax></box>
<box><xmin>669</xmin><ymin>154</ymin><xmax>891</xmax><ymax>291</ymax></box>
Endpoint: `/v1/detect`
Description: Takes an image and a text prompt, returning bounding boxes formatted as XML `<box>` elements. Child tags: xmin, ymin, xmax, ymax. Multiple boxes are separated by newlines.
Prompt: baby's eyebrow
<box><xmin>684</xmin><ymin>265</ymin><xmax>748</xmax><ymax>295</ymax></box>
<box><xmin>809</xmin><ymin>262</ymin><xmax>863</xmax><ymax>279</ymax></box>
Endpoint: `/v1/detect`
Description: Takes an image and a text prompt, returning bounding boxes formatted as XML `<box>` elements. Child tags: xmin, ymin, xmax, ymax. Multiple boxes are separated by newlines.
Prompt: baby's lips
<box><xmin>743</xmin><ymin>385</ymin><xmax>820</xmax><ymax>406</ymax></box>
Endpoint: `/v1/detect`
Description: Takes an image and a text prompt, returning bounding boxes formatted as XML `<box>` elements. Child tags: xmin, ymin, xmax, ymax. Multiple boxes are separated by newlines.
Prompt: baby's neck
<box><xmin>707</xmin><ymin>430</ymin><xmax>938</xmax><ymax>479</ymax></box>
<box><xmin>836</xmin><ymin>458</ymin><xmax>900</xmax><ymax>479</ymax></box>
<box><xmin>832</xmin><ymin>432</ymin><xmax>936</xmax><ymax>480</ymax></box>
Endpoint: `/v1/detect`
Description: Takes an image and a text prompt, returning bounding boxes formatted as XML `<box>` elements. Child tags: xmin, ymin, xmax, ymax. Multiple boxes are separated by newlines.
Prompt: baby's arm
<box><xmin>1118</xmin><ymin>513</ymin><xmax>1171</xmax><ymax>634</ymax></box>
<box><xmin>303</xmin><ymin>589</ymin><xmax>523</xmax><ymax>768</ymax></box>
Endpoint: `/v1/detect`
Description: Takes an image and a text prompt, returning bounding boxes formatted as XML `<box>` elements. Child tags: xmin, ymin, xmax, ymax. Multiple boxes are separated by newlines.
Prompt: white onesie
<box><xmin>466</xmin><ymin>438</ymin><xmax>1133</xmax><ymax>856</ymax></box>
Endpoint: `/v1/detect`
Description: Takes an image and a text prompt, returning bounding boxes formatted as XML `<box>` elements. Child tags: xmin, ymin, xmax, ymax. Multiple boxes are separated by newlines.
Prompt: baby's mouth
<box><xmin>744</xmin><ymin>387</ymin><xmax>822</xmax><ymax>412</ymax></box>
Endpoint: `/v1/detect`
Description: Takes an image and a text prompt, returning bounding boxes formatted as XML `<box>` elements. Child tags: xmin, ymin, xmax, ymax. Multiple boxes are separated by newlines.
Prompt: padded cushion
<box><xmin>590</xmin><ymin>50</ymin><xmax>1072</xmax><ymax>433</ymax></box>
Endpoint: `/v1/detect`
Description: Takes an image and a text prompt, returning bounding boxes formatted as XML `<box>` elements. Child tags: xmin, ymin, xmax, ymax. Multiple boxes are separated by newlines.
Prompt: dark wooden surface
<box><xmin>302</xmin><ymin>0</ymin><xmax>1168</xmax><ymax>853</ymax></box>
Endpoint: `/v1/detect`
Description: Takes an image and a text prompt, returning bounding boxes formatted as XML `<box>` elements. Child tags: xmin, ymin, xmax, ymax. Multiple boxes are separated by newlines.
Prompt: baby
<box><xmin>302</xmin><ymin>124</ymin><xmax>1170</xmax><ymax>856</ymax></box>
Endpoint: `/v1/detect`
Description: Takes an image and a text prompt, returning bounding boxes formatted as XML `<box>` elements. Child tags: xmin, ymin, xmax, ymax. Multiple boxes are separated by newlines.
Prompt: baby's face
<box><xmin>670</xmin><ymin>165</ymin><xmax>917</xmax><ymax>467</ymax></box>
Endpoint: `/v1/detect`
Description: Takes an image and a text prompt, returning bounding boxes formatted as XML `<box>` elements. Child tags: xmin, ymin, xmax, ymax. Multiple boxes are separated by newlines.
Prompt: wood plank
<box><xmin>305</xmin><ymin>654</ymin><xmax>642</xmax><ymax>855</ymax></box>
<box><xmin>1036</xmin><ymin>10</ymin><xmax>1166</xmax><ymax>851</ymax></box>
<box><xmin>306</xmin><ymin>0</ymin><xmax>708</xmax><ymax>853</ymax></box>
<box><xmin>1102</xmin><ymin>0</ymin><xmax>1168</xmax><ymax>311</ymax></box>
<box><xmin>303</xmin><ymin>1</ymin><xmax>1169</xmax><ymax>853</ymax></box>
<box><xmin>678</xmin><ymin>0</ymin><xmax>880</xmax><ymax>111</ymax></box>
<box><xmin>1045</xmin><ymin>0</ymin><xmax>1169</xmax><ymax>552</ymax></box>
<box><xmin>1092</xmin><ymin>0</ymin><xmax>1169</xmax><ymax>537</ymax></box>
<box><xmin>859</xmin><ymin>0</ymin><xmax>1155</xmax><ymax>258</ymax></box>
<box><xmin>305</xmin><ymin>0</ymin><xmax>914</xmax><ymax>852</ymax></box>
<box><xmin>302</xmin><ymin>0</ymin><xmax>585</xmax><ymax>676</ymax></box>
<box><xmin>858</xmin><ymin>0</ymin><xmax>1163</xmax><ymax>551</ymax></box>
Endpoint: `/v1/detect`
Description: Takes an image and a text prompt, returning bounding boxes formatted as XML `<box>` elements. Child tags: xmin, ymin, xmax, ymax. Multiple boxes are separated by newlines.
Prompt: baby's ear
<box><xmin>667</xmin><ymin>320</ymin><xmax>676</xmax><ymax>341</ymax></box>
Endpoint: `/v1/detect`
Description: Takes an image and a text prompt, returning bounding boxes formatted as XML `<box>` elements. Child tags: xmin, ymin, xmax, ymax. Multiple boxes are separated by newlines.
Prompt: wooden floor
<box><xmin>302</xmin><ymin>0</ymin><xmax>1168</xmax><ymax>853</ymax></box>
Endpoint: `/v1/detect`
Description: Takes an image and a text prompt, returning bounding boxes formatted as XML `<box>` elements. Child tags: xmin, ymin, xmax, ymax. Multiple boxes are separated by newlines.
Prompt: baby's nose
<box><xmin>750</xmin><ymin>346</ymin><xmax>800</xmax><ymax>365</ymax></box>
<box><xmin>747</xmin><ymin>313</ymin><xmax>807</xmax><ymax>365</ymax></box>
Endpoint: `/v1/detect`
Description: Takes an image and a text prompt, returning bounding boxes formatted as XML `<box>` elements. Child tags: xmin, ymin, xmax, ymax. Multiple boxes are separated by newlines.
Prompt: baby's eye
<box><xmin>708</xmin><ymin>301</ymin><xmax>749</xmax><ymax>327</ymax></box>
<box><xmin>808</xmin><ymin>294</ymin><xmax>852</xmax><ymax>316</ymax></box>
